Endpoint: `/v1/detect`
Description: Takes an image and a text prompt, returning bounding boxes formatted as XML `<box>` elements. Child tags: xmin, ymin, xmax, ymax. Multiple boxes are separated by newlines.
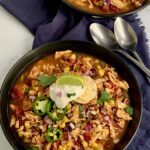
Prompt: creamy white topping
<box><xmin>49</xmin><ymin>83</ymin><xmax>84</xmax><ymax>108</ymax></box>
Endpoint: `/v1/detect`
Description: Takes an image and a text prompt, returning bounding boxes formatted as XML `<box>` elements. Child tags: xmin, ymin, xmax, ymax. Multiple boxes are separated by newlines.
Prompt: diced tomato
<box><xmin>110</xmin><ymin>5</ymin><xmax>119</xmax><ymax>12</ymax></box>
<box><xmin>11</xmin><ymin>83</ymin><xmax>26</xmax><ymax>100</ymax></box>
<box><xmin>24</xmin><ymin>79</ymin><xmax>32</xmax><ymax>86</ymax></box>
<box><xmin>74</xmin><ymin>138</ymin><xmax>84</xmax><ymax>149</ymax></box>
<box><xmin>109</xmin><ymin>81</ymin><xmax>116</xmax><ymax>89</ymax></box>
<box><xmin>63</xmin><ymin>131</ymin><xmax>69</xmax><ymax>141</ymax></box>
<box><xmin>90</xmin><ymin>0</ymin><xmax>96</xmax><ymax>4</ymax></box>
<box><xmin>101</xmin><ymin>5</ymin><xmax>110</xmax><ymax>12</ymax></box>
<box><xmin>84</xmin><ymin>131</ymin><xmax>93</xmax><ymax>141</ymax></box>
<box><xmin>14</xmin><ymin>105</ymin><xmax>23</xmax><ymax>118</ymax></box>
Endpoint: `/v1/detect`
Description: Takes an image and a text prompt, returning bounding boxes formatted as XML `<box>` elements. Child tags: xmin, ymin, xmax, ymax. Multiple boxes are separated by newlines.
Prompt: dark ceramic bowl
<box><xmin>0</xmin><ymin>41</ymin><xmax>142</xmax><ymax>150</ymax></box>
<box><xmin>62</xmin><ymin>0</ymin><xmax>150</xmax><ymax>17</ymax></box>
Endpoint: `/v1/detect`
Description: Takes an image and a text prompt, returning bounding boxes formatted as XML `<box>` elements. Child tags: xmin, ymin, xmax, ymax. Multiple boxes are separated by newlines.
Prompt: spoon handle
<box><xmin>132</xmin><ymin>51</ymin><xmax>150</xmax><ymax>84</ymax></box>
<box><xmin>114</xmin><ymin>50</ymin><xmax>150</xmax><ymax>77</ymax></box>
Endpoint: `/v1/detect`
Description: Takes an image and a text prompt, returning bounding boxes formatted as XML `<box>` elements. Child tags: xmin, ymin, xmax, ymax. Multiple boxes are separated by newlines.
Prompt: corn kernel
<box><xmin>18</xmin><ymin>125</ymin><xmax>24</xmax><ymax>131</ymax></box>
<box><xmin>34</xmin><ymin>86</ymin><xmax>39</xmax><ymax>92</ymax></box>
<box><xmin>82</xmin><ymin>141</ymin><xmax>88</xmax><ymax>148</ymax></box>
<box><xmin>25</xmin><ymin>121</ymin><xmax>30</xmax><ymax>129</ymax></box>
<box><xmin>67</xmin><ymin>141</ymin><xmax>73</xmax><ymax>147</ymax></box>
<box><xmin>93</xmin><ymin>131</ymin><xmax>96</xmax><ymax>136</ymax></box>
<box><xmin>45</xmin><ymin>143</ymin><xmax>52</xmax><ymax>150</ymax></box>
<box><xmin>15</xmin><ymin>120</ymin><xmax>19</xmax><ymax>129</ymax></box>
<box><xmin>95</xmin><ymin>59</ymin><xmax>99</xmax><ymax>63</ymax></box>
<box><xmin>58</xmin><ymin>145</ymin><xmax>64</xmax><ymax>150</ymax></box>
<box><xmin>20</xmin><ymin>75</ymin><xmax>24</xmax><ymax>81</ymax></box>
<box><xmin>32</xmin><ymin>80</ymin><xmax>39</xmax><ymax>86</ymax></box>
<box><xmin>63</xmin><ymin>116</ymin><xmax>69</xmax><ymax>123</ymax></box>
<box><xmin>98</xmin><ymin>69</ymin><xmax>105</xmax><ymax>77</ymax></box>
<box><xmin>109</xmin><ymin>99</ymin><xmax>115</xmax><ymax>107</ymax></box>
<box><xmin>63</xmin><ymin>145</ymin><xmax>67</xmax><ymax>149</ymax></box>
<box><xmin>29</xmin><ymin>90</ymin><xmax>36</xmax><ymax>95</ymax></box>
<box><xmin>59</xmin><ymin>123</ymin><xmax>66</xmax><ymax>129</ymax></box>
<box><xmin>66</xmin><ymin>103</ymin><xmax>72</xmax><ymax>110</ymax></box>
<box><xmin>10</xmin><ymin>115</ymin><xmax>16</xmax><ymax>127</ymax></box>
<box><xmin>64</xmin><ymin>67</ymin><xmax>70</xmax><ymax>72</ymax></box>
<box><xmin>86</xmin><ymin>57</ymin><xmax>91</xmax><ymax>61</ymax></box>
<box><xmin>38</xmin><ymin>92</ymin><xmax>42</xmax><ymax>96</ymax></box>
<box><xmin>24</xmin><ymin>131</ymin><xmax>31</xmax><ymax>138</ymax></box>
<box><xmin>92</xmin><ymin>142</ymin><xmax>98</xmax><ymax>148</ymax></box>
<box><xmin>18</xmin><ymin>131</ymin><xmax>24</xmax><ymax>137</ymax></box>
<box><xmin>97</xmin><ymin>65</ymin><xmax>101</xmax><ymax>69</ymax></box>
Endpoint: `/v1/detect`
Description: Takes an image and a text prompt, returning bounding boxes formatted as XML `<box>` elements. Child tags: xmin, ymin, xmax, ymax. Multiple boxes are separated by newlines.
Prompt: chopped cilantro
<box><xmin>125</xmin><ymin>106</ymin><xmax>133</xmax><ymax>115</ymax></box>
<box><xmin>67</xmin><ymin>93</ymin><xmax>76</xmax><ymax>98</ymax></box>
<box><xmin>24</xmin><ymin>88</ymin><xmax>29</xmax><ymax>94</ymax></box>
<box><xmin>97</xmin><ymin>91</ymin><xmax>111</xmax><ymax>105</ymax></box>
<box><xmin>79</xmin><ymin>113</ymin><xmax>84</xmax><ymax>118</ymax></box>
<box><xmin>38</xmin><ymin>75</ymin><xmax>56</xmax><ymax>87</ymax></box>
<box><xmin>79</xmin><ymin>105</ymin><xmax>84</xmax><ymax>111</ymax></box>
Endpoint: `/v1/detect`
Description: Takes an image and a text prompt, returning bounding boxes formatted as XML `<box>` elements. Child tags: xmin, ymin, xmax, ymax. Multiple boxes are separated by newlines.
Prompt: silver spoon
<box><xmin>114</xmin><ymin>17</ymin><xmax>150</xmax><ymax>83</ymax></box>
<box><xmin>89</xmin><ymin>23</ymin><xmax>150</xmax><ymax>77</ymax></box>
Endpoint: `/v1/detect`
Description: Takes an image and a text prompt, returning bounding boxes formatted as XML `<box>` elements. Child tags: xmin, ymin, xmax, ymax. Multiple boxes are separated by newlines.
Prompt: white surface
<box><xmin>0</xmin><ymin>6</ymin><xmax>34</xmax><ymax>87</ymax></box>
<box><xmin>0</xmin><ymin>4</ymin><xmax>149</xmax><ymax>150</ymax></box>
<box><xmin>0</xmin><ymin>6</ymin><xmax>34</xmax><ymax>150</ymax></box>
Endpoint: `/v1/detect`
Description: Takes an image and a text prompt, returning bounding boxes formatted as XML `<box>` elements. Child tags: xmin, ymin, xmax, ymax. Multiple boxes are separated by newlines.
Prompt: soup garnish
<box><xmin>9</xmin><ymin>50</ymin><xmax>133</xmax><ymax>150</ymax></box>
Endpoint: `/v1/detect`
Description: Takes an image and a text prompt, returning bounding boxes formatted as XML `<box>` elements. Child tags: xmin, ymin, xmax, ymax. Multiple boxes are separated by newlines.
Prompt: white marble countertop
<box><xmin>0</xmin><ymin>5</ymin><xmax>150</xmax><ymax>150</ymax></box>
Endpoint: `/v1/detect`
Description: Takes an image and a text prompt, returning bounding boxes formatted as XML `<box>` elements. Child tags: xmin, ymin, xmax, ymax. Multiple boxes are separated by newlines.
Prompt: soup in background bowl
<box><xmin>0</xmin><ymin>41</ymin><xmax>142</xmax><ymax>150</ymax></box>
<box><xmin>62</xmin><ymin>0</ymin><xmax>150</xmax><ymax>16</ymax></box>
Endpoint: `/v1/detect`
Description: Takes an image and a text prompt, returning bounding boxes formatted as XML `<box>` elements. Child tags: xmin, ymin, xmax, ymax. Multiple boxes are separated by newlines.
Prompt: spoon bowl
<box><xmin>89</xmin><ymin>23</ymin><xmax>118</xmax><ymax>50</ymax></box>
<box><xmin>114</xmin><ymin>17</ymin><xmax>138</xmax><ymax>51</ymax></box>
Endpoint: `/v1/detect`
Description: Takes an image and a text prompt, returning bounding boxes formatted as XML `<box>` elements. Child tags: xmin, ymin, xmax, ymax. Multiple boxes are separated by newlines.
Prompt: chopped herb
<box><xmin>79</xmin><ymin>113</ymin><xmax>84</xmax><ymax>118</ymax></box>
<box><xmin>38</xmin><ymin>75</ymin><xmax>56</xmax><ymax>87</ymax></box>
<box><xmin>79</xmin><ymin>105</ymin><xmax>84</xmax><ymax>111</ymax></box>
<box><xmin>67</xmin><ymin>93</ymin><xmax>76</xmax><ymax>98</ymax></box>
<box><xmin>125</xmin><ymin>106</ymin><xmax>133</xmax><ymax>115</ymax></box>
<box><xmin>94</xmin><ymin>148</ymin><xmax>100</xmax><ymax>150</ymax></box>
<box><xmin>24</xmin><ymin>88</ymin><xmax>29</xmax><ymax>94</ymax></box>
<box><xmin>97</xmin><ymin>91</ymin><xmax>111</xmax><ymax>105</ymax></box>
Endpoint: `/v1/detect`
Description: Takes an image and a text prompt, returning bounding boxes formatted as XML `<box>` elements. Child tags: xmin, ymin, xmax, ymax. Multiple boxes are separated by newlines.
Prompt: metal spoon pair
<box><xmin>90</xmin><ymin>17</ymin><xmax>150</xmax><ymax>84</ymax></box>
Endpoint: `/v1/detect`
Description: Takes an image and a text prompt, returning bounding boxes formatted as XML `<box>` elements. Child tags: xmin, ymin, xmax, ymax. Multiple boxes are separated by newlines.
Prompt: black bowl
<box><xmin>62</xmin><ymin>0</ymin><xmax>150</xmax><ymax>17</ymax></box>
<box><xmin>0</xmin><ymin>41</ymin><xmax>142</xmax><ymax>150</ymax></box>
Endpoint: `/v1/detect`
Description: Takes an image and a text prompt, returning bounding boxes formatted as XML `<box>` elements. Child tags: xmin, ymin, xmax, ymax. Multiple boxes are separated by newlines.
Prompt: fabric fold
<box><xmin>0</xmin><ymin>0</ymin><xmax>60</xmax><ymax>33</ymax></box>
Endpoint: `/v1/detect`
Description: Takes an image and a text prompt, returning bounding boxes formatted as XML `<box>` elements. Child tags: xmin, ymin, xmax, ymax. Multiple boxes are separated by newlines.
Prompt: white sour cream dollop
<box><xmin>49</xmin><ymin>83</ymin><xmax>84</xmax><ymax>108</ymax></box>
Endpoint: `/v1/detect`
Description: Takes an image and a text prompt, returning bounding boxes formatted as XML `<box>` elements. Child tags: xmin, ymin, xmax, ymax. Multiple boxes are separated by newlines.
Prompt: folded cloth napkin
<box><xmin>0</xmin><ymin>0</ymin><xmax>150</xmax><ymax>150</ymax></box>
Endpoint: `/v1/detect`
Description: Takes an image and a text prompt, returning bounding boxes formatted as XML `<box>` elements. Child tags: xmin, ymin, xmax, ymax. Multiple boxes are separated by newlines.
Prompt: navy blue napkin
<box><xmin>0</xmin><ymin>0</ymin><xmax>150</xmax><ymax>149</ymax></box>
<box><xmin>0</xmin><ymin>0</ymin><xmax>60</xmax><ymax>34</ymax></box>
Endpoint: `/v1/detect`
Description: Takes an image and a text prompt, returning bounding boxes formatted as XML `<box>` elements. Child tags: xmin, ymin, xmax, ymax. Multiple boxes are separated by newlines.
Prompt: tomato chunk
<box><xmin>11</xmin><ymin>83</ymin><xmax>27</xmax><ymax>100</ymax></box>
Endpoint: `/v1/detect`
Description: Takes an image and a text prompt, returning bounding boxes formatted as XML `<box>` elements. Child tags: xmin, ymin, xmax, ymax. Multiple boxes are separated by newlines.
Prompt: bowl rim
<box><xmin>0</xmin><ymin>40</ymin><xmax>143</xmax><ymax>150</ymax></box>
<box><xmin>62</xmin><ymin>0</ymin><xmax>150</xmax><ymax>17</ymax></box>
